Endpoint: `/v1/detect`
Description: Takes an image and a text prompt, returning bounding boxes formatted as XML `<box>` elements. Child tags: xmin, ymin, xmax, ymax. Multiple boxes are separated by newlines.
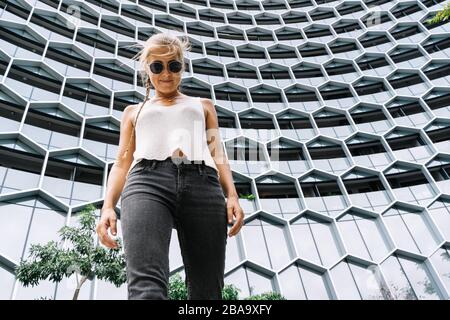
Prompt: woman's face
<box><xmin>147</xmin><ymin>46</ymin><xmax>183</xmax><ymax>95</ymax></box>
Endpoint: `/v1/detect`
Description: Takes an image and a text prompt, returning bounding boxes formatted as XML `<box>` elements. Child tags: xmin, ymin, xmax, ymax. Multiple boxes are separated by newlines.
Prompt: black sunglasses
<box><xmin>149</xmin><ymin>60</ymin><xmax>183</xmax><ymax>74</ymax></box>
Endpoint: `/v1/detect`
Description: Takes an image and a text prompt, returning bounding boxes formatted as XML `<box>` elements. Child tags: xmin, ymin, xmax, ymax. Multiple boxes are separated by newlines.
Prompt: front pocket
<box><xmin>205</xmin><ymin>171</ymin><xmax>219</xmax><ymax>183</ymax></box>
<box><xmin>128</xmin><ymin>162</ymin><xmax>147</xmax><ymax>177</ymax></box>
<box><xmin>206</xmin><ymin>175</ymin><xmax>224</xmax><ymax>195</ymax></box>
<box><xmin>204</xmin><ymin>173</ymin><xmax>225</xmax><ymax>200</ymax></box>
<box><xmin>207</xmin><ymin>176</ymin><xmax>217</xmax><ymax>186</ymax></box>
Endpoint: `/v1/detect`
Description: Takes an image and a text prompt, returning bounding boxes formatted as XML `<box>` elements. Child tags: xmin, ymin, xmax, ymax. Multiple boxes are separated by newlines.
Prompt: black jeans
<box><xmin>120</xmin><ymin>156</ymin><xmax>227</xmax><ymax>300</ymax></box>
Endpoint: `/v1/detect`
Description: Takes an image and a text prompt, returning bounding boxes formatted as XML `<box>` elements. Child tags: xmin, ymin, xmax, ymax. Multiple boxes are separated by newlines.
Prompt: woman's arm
<box><xmin>96</xmin><ymin>104</ymin><xmax>137</xmax><ymax>248</ymax></box>
<box><xmin>102</xmin><ymin>104</ymin><xmax>137</xmax><ymax>209</ymax></box>
<box><xmin>201</xmin><ymin>98</ymin><xmax>244</xmax><ymax>237</ymax></box>
<box><xmin>201</xmin><ymin>98</ymin><xmax>238</xmax><ymax>199</ymax></box>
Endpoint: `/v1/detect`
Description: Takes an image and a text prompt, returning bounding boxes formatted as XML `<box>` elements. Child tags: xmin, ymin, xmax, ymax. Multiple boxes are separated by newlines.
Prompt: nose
<box><xmin>161</xmin><ymin>69</ymin><xmax>170</xmax><ymax>77</ymax></box>
<box><xmin>161</xmin><ymin>65</ymin><xmax>171</xmax><ymax>77</ymax></box>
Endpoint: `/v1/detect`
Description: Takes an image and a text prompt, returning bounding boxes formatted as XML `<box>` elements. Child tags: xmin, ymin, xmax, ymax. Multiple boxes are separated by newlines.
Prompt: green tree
<box><xmin>15</xmin><ymin>204</ymin><xmax>126</xmax><ymax>300</ymax></box>
<box><xmin>244</xmin><ymin>292</ymin><xmax>286</xmax><ymax>300</ymax></box>
<box><xmin>239</xmin><ymin>193</ymin><xmax>256</xmax><ymax>201</ymax></box>
<box><xmin>168</xmin><ymin>273</ymin><xmax>188</xmax><ymax>300</ymax></box>
<box><xmin>221</xmin><ymin>283</ymin><xmax>240</xmax><ymax>300</ymax></box>
<box><xmin>426</xmin><ymin>3</ymin><xmax>450</xmax><ymax>25</ymax></box>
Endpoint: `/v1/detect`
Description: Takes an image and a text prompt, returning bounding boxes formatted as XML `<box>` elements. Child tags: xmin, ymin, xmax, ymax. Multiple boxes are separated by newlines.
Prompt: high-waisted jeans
<box><xmin>120</xmin><ymin>156</ymin><xmax>228</xmax><ymax>300</ymax></box>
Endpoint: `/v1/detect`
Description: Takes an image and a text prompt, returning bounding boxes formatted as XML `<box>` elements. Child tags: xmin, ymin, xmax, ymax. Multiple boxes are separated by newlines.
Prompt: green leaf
<box><xmin>428</xmin><ymin>4</ymin><xmax>450</xmax><ymax>24</ymax></box>
<box><xmin>14</xmin><ymin>204</ymin><xmax>127</xmax><ymax>299</ymax></box>
<box><xmin>244</xmin><ymin>291</ymin><xmax>286</xmax><ymax>300</ymax></box>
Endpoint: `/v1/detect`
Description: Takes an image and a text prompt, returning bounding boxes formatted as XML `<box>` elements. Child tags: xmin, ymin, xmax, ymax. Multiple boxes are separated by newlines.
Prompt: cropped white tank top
<box><xmin>126</xmin><ymin>96</ymin><xmax>220</xmax><ymax>179</ymax></box>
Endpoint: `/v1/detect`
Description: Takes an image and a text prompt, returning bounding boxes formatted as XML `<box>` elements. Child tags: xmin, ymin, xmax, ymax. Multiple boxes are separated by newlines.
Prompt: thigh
<box><xmin>120</xmin><ymin>191</ymin><xmax>174</xmax><ymax>261</ymax></box>
<box><xmin>120</xmin><ymin>168</ymin><xmax>177</xmax><ymax>255</ymax></box>
<box><xmin>175</xmin><ymin>171</ymin><xmax>228</xmax><ymax>289</ymax></box>
<box><xmin>120</xmin><ymin>171</ymin><xmax>176</xmax><ymax>285</ymax></box>
<box><xmin>176</xmin><ymin>169</ymin><xmax>227</xmax><ymax>254</ymax></box>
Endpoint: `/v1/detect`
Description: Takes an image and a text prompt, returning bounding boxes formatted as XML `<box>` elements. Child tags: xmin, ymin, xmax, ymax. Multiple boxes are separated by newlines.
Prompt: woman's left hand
<box><xmin>226</xmin><ymin>196</ymin><xmax>245</xmax><ymax>237</ymax></box>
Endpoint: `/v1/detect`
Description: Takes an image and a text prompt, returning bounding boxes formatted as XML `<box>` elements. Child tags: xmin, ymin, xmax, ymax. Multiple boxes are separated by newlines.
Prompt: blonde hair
<box><xmin>122</xmin><ymin>32</ymin><xmax>191</xmax><ymax>160</ymax></box>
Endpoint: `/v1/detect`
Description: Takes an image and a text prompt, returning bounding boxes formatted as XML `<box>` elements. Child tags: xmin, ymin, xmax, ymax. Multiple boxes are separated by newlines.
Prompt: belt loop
<box><xmin>150</xmin><ymin>160</ymin><xmax>157</xmax><ymax>170</ymax></box>
<box><xmin>201</xmin><ymin>160</ymin><xmax>206</xmax><ymax>176</ymax></box>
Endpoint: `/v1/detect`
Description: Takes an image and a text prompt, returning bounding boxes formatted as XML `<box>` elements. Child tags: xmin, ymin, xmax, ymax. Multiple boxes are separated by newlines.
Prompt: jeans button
<box><xmin>172</xmin><ymin>157</ymin><xmax>183</xmax><ymax>165</ymax></box>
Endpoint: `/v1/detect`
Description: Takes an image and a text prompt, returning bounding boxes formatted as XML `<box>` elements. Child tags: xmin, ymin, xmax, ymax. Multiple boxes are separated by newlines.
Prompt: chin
<box><xmin>159</xmin><ymin>86</ymin><xmax>177</xmax><ymax>92</ymax></box>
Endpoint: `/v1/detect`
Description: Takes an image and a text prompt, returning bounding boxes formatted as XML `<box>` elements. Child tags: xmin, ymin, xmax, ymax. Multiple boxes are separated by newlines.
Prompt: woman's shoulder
<box><xmin>198</xmin><ymin>97</ymin><xmax>214</xmax><ymax>108</ymax></box>
<box><xmin>198</xmin><ymin>97</ymin><xmax>215</xmax><ymax>119</ymax></box>
<box><xmin>123</xmin><ymin>103</ymin><xmax>143</xmax><ymax>126</ymax></box>
<box><xmin>178</xmin><ymin>95</ymin><xmax>212</xmax><ymax>118</ymax></box>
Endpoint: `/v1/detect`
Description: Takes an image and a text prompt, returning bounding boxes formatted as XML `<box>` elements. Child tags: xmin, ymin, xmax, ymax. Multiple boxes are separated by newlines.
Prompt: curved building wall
<box><xmin>0</xmin><ymin>0</ymin><xmax>449</xmax><ymax>300</ymax></box>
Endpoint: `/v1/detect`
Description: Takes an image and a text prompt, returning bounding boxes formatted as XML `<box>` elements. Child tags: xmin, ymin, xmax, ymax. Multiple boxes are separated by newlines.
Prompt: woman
<box><xmin>96</xmin><ymin>33</ymin><xmax>244</xmax><ymax>300</ymax></box>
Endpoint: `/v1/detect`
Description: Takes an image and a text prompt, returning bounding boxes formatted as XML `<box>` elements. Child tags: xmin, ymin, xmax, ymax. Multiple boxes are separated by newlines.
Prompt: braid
<box><xmin>122</xmin><ymin>77</ymin><xmax>152</xmax><ymax>160</ymax></box>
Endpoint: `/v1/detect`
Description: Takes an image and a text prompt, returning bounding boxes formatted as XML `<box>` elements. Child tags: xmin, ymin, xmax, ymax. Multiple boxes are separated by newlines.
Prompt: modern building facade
<box><xmin>0</xmin><ymin>0</ymin><xmax>450</xmax><ymax>300</ymax></box>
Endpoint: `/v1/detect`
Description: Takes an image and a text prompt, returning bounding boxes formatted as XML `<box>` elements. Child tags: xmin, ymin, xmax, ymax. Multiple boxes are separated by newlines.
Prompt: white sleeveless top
<box><xmin>126</xmin><ymin>96</ymin><xmax>220</xmax><ymax>179</ymax></box>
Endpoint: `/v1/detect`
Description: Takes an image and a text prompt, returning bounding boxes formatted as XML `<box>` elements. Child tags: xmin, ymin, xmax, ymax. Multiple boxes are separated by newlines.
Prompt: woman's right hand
<box><xmin>96</xmin><ymin>207</ymin><xmax>119</xmax><ymax>249</ymax></box>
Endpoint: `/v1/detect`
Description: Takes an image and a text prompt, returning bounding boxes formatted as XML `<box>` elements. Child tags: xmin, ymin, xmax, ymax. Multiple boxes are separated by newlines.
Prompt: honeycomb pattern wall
<box><xmin>0</xmin><ymin>0</ymin><xmax>450</xmax><ymax>300</ymax></box>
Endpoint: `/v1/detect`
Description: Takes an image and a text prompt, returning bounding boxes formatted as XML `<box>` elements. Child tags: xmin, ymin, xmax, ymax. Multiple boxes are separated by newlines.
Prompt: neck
<box><xmin>154</xmin><ymin>90</ymin><xmax>180</xmax><ymax>100</ymax></box>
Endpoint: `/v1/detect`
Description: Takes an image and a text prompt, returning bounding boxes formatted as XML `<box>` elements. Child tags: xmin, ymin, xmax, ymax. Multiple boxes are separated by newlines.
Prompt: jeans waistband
<box><xmin>138</xmin><ymin>156</ymin><xmax>216</xmax><ymax>176</ymax></box>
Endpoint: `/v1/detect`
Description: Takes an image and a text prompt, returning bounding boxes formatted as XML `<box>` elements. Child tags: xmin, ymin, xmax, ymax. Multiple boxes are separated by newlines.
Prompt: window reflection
<box><xmin>331</xmin><ymin>260</ymin><xmax>388</xmax><ymax>299</ymax></box>
<box><xmin>430</xmin><ymin>246</ymin><xmax>450</xmax><ymax>293</ymax></box>
<box><xmin>381</xmin><ymin>254</ymin><xmax>441</xmax><ymax>300</ymax></box>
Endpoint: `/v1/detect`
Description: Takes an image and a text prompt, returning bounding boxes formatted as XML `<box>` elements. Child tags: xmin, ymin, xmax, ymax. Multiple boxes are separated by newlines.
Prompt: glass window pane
<box><xmin>23</xmin><ymin>207</ymin><xmax>66</xmax><ymax>259</ymax></box>
<box><xmin>428</xmin><ymin>201</ymin><xmax>450</xmax><ymax>240</ymax></box>
<box><xmin>0</xmin><ymin>199</ymin><xmax>33</xmax><ymax>261</ymax></box>
<box><xmin>0</xmin><ymin>266</ymin><xmax>15</xmax><ymax>299</ymax></box>
<box><xmin>381</xmin><ymin>255</ymin><xmax>417</xmax><ymax>300</ymax></box>
<box><xmin>225</xmin><ymin>267</ymin><xmax>249</xmax><ymax>298</ymax></box>
<box><xmin>357</xmin><ymin>217</ymin><xmax>391</xmax><ymax>262</ymax></box>
<box><xmin>263</xmin><ymin>222</ymin><xmax>291</xmax><ymax>270</ymax></box>
<box><xmin>402</xmin><ymin>210</ymin><xmax>439</xmax><ymax>255</ymax></box>
<box><xmin>348</xmin><ymin>262</ymin><xmax>385</xmax><ymax>300</ymax></box>
<box><xmin>430</xmin><ymin>247</ymin><xmax>450</xmax><ymax>293</ymax></box>
<box><xmin>398</xmin><ymin>256</ymin><xmax>440</xmax><ymax>300</ymax></box>
<box><xmin>15</xmin><ymin>278</ymin><xmax>56</xmax><ymax>300</ymax></box>
<box><xmin>298</xmin><ymin>266</ymin><xmax>331</xmax><ymax>300</ymax></box>
<box><xmin>243</xmin><ymin>220</ymin><xmax>271</xmax><ymax>268</ymax></box>
<box><xmin>310</xmin><ymin>219</ymin><xmax>342</xmax><ymax>267</ymax></box>
<box><xmin>3</xmin><ymin>168</ymin><xmax>40</xmax><ymax>193</ymax></box>
<box><xmin>278</xmin><ymin>265</ymin><xmax>307</xmax><ymax>300</ymax></box>
<box><xmin>246</xmin><ymin>268</ymin><xmax>274</xmax><ymax>297</ymax></box>
<box><xmin>383</xmin><ymin>211</ymin><xmax>420</xmax><ymax>253</ymax></box>
<box><xmin>95</xmin><ymin>279</ymin><xmax>127</xmax><ymax>300</ymax></box>
<box><xmin>338</xmin><ymin>216</ymin><xmax>370</xmax><ymax>260</ymax></box>
<box><xmin>224</xmin><ymin>233</ymin><xmax>242</xmax><ymax>272</ymax></box>
<box><xmin>291</xmin><ymin>217</ymin><xmax>322</xmax><ymax>265</ymax></box>
<box><xmin>331</xmin><ymin>261</ymin><xmax>361</xmax><ymax>299</ymax></box>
